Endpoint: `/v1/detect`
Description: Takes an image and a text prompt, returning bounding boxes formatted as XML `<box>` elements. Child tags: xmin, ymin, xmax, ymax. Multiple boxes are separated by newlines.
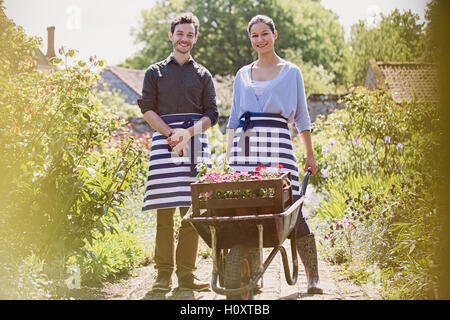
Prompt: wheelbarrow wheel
<box><xmin>224</xmin><ymin>246</ymin><xmax>256</xmax><ymax>300</ymax></box>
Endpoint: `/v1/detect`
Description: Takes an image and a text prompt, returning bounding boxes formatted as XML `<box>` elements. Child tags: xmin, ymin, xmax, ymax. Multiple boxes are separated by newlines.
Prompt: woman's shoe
<box><xmin>296</xmin><ymin>233</ymin><xmax>323</xmax><ymax>294</ymax></box>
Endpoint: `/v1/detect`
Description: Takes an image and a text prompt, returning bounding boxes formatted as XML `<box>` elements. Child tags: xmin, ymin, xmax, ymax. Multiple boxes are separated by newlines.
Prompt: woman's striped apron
<box><xmin>142</xmin><ymin>113</ymin><xmax>211</xmax><ymax>211</ymax></box>
<box><xmin>229</xmin><ymin>112</ymin><xmax>301</xmax><ymax>201</ymax></box>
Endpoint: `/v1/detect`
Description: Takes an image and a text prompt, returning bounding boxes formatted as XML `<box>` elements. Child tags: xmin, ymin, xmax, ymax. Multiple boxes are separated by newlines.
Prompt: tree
<box><xmin>120</xmin><ymin>0</ymin><xmax>349</xmax><ymax>87</ymax></box>
<box><xmin>283</xmin><ymin>48</ymin><xmax>335</xmax><ymax>95</ymax></box>
<box><xmin>121</xmin><ymin>0</ymin><xmax>295</xmax><ymax>76</ymax></box>
<box><xmin>276</xmin><ymin>0</ymin><xmax>350</xmax><ymax>85</ymax></box>
<box><xmin>120</xmin><ymin>0</ymin><xmax>185</xmax><ymax>70</ymax></box>
<box><xmin>349</xmin><ymin>9</ymin><xmax>425</xmax><ymax>85</ymax></box>
<box><xmin>420</xmin><ymin>0</ymin><xmax>440</xmax><ymax>62</ymax></box>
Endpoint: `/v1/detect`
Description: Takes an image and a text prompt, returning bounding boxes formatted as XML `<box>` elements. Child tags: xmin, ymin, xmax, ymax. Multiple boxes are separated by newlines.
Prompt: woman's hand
<box><xmin>304</xmin><ymin>154</ymin><xmax>318</xmax><ymax>176</ymax></box>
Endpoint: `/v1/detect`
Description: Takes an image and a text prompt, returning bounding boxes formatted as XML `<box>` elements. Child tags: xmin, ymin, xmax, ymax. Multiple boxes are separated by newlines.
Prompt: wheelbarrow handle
<box><xmin>300</xmin><ymin>170</ymin><xmax>311</xmax><ymax>197</ymax></box>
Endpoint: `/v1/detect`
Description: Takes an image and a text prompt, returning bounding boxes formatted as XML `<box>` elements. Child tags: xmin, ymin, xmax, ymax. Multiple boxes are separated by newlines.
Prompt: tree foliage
<box><xmin>420</xmin><ymin>0</ymin><xmax>440</xmax><ymax>62</ymax></box>
<box><xmin>0</xmin><ymin>3</ymin><xmax>146</xmax><ymax>277</ymax></box>
<box><xmin>120</xmin><ymin>0</ymin><xmax>349</xmax><ymax>86</ymax></box>
<box><xmin>120</xmin><ymin>0</ymin><xmax>185</xmax><ymax>71</ymax></box>
<box><xmin>277</xmin><ymin>0</ymin><xmax>350</xmax><ymax>85</ymax></box>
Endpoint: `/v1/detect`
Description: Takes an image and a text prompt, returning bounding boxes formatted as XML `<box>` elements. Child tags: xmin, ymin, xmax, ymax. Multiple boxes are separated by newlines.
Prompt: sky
<box><xmin>3</xmin><ymin>0</ymin><xmax>431</xmax><ymax>66</ymax></box>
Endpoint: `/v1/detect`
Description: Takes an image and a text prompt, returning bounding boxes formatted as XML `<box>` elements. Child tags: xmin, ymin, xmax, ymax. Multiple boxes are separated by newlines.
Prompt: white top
<box><xmin>227</xmin><ymin>61</ymin><xmax>311</xmax><ymax>132</ymax></box>
<box><xmin>250</xmin><ymin>79</ymin><xmax>271</xmax><ymax>98</ymax></box>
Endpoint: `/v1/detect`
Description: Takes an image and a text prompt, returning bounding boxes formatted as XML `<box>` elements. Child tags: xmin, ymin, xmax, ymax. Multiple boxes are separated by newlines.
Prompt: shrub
<box><xmin>0</xmin><ymin>8</ymin><xmax>148</xmax><ymax>297</ymax></box>
<box><xmin>69</xmin><ymin>214</ymin><xmax>144</xmax><ymax>285</ymax></box>
<box><xmin>305</xmin><ymin>87</ymin><xmax>441</xmax><ymax>299</ymax></box>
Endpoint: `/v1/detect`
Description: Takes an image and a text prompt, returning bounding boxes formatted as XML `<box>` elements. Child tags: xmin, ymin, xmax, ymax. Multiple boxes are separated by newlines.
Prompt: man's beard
<box><xmin>174</xmin><ymin>41</ymin><xmax>192</xmax><ymax>54</ymax></box>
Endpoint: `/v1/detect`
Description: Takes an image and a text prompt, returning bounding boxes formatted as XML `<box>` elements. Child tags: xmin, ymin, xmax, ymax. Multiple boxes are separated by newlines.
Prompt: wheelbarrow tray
<box><xmin>183</xmin><ymin>196</ymin><xmax>304</xmax><ymax>250</ymax></box>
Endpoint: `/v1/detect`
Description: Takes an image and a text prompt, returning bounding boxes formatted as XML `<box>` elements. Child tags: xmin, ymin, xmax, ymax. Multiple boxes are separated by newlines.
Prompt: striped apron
<box><xmin>142</xmin><ymin>113</ymin><xmax>211</xmax><ymax>211</ymax></box>
<box><xmin>229</xmin><ymin>112</ymin><xmax>301</xmax><ymax>201</ymax></box>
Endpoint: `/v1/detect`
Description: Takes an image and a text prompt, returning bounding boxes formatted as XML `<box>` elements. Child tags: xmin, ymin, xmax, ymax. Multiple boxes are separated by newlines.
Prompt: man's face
<box><xmin>169</xmin><ymin>23</ymin><xmax>197</xmax><ymax>55</ymax></box>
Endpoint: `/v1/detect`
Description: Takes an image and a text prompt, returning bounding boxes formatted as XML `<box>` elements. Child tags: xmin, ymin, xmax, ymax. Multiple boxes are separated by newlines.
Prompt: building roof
<box><xmin>106</xmin><ymin>66</ymin><xmax>145</xmax><ymax>97</ymax></box>
<box><xmin>34</xmin><ymin>48</ymin><xmax>53</xmax><ymax>72</ymax></box>
<box><xmin>365</xmin><ymin>60</ymin><xmax>440</xmax><ymax>103</ymax></box>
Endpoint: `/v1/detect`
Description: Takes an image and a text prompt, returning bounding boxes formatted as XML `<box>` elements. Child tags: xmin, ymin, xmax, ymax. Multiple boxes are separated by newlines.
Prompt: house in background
<box><xmin>99</xmin><ymin>66</ymin><xmax>145</xmax><ymax>104</ymax></box>
<box><xmin>364</xmin><ymin>59</ymin><xmax>440</xmax><ymax>103</ymax></box>
<box><xmin>35</xmin><ymin>26</ymin><xmax>56</xmax><ymax>73</ymax></box>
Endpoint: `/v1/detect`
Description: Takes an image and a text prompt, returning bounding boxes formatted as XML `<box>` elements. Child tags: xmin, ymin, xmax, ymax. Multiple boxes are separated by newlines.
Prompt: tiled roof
<box><xmin>107</xmin><ymin>66</ymin><xmax>145</xmax><ymax>96</ymax></box>
<box><xmin>367</xmin><ymin>60</ymin><xmax>440</xmax><ymax>103</ymax></box>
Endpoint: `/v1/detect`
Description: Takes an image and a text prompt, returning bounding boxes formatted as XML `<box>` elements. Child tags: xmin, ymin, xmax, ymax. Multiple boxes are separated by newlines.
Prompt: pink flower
<box><xmin>205</xmin><ymin>190</ymin><xmax>213</xmax><ymax>198</ymax></box>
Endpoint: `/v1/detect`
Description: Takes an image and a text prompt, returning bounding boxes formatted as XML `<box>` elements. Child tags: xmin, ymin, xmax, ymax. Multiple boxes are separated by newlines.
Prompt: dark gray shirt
<box><xmin>137</xmin><ymin>54</ymin><xmax>219</xmax><ymax>126</ymax></box>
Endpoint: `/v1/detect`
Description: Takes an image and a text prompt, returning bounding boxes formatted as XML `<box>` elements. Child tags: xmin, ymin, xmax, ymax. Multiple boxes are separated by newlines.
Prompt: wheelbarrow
<box><xmin>183</xmin><ymin>171</ymin><xmax>311</xmax><ymax>299</ymax></box>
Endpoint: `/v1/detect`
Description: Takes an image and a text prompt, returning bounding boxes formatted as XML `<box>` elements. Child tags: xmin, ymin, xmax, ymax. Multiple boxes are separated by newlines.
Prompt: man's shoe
<box><xmin>178</xmin><ymin>274</ymin><xmax>210</xmax><ymax>291</ymax></box>
<box><xmin>152</xmin><ymin>271</ymin><xmax>172</xmax><ymax>292</ymax></box>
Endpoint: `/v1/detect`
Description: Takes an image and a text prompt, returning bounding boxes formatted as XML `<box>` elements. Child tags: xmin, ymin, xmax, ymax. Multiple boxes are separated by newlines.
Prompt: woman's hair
<box><xmin>247</xmin><ymin>15</ymin><xmax>276</xmax><ymax>36</ymax></box>
<box><xmin>171</xmin><ymin>12</ymin><xmax>200</xmax><ymax>36</ymax></box>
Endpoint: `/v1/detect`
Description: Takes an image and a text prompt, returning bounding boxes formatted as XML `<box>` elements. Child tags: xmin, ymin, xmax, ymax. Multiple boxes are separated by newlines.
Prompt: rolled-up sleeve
<box><xmin>293</xmin><ymin>68</ymin><xmax>311</xmax><ymax>132</ymax></box>
<box><xmin>201</xmin><ymin>72</ymin><xmax>219</xmax><ymax>126</ymax></box>
<box><xmin>137</xmin><ymin>67</ymin><xmax>158</xmax><ymax>114</ymax></box>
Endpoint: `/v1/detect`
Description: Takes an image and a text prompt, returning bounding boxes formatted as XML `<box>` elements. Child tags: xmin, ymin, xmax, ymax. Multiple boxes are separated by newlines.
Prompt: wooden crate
<box><xmin>190</xmin><ymin>172</ymin><xmax>293</xmax><ymax>217</ymax></box>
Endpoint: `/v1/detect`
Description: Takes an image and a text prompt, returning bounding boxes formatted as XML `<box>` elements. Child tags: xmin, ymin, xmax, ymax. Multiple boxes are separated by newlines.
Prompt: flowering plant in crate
<box><xmin>196</xmin><ymin>162</ymin><xmax>285</xmax><ymax>200</ymax></box>
<box><xmin>192</xmin><ymin>161</ymin><xmax>292</xmax><ymax>216</ymax></box>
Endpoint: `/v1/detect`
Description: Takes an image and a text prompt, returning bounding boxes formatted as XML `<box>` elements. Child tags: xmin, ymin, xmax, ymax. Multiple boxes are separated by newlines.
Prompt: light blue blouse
<box><xmin>227</xmin><ymin>61</ymin><xmax>311</xmax><ymax>132</ymax></box>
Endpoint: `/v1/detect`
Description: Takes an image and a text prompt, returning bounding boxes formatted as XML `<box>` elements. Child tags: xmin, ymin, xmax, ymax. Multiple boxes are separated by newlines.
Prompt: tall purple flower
<box><xmin>397</xmin><ymin>142</ymin><xmax>403</xmax><ymax>151</ymax></box>
<box><xmin>329</xmin><ymin>138</ymin><xmax>336</xmax><ymax>148</ymax></box>
<box><xmin>384</xmin><ymin>136</ymin><xmax>391</xmax><ymax>144</ymax></box>
<box><xmin>321</xmin><ymin>168</ymin><xmax>328</xmax><ymax>178</ymax></box>
<box><xmin>322</xmin><ymin>145</ymin><xmax>328</xmax><ymax>155</ymax></box>
<box><xmin>353</xmin><ymin>139</ymin><xmax>359</xmax><ymax>147</ymax></box>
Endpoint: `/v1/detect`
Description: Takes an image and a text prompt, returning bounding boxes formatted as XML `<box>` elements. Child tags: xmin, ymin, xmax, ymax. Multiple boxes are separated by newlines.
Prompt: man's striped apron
<box><xmin>142</xmin><ymin>113</ymin><xmax>211</xmax><ymax>211</ymax></box>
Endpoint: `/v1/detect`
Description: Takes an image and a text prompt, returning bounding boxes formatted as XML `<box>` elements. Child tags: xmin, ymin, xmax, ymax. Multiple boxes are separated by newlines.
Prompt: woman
<box><xmin>226</xmin><ymin>14</ymin><xmax>322</xmax><ymax>294</ymax></box>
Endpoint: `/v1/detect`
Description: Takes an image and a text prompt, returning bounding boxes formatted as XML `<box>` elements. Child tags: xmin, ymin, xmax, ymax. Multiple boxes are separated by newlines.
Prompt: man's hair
<box><xmin>247</xmin><ymin>14</ymin><xmax>276</xmax><ymax>36</ymax></box>
<box><xmin>170</xmin><ymin>12</ymin><xmax>200</xmax><ymax>36</ymax></box>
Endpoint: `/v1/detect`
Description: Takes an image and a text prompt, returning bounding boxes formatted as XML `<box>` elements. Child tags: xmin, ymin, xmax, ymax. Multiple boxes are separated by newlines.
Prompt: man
<box><xmin>137</xmin><ymin>12</ymin><xmax>218</xmax><ymax>292</ymax></box>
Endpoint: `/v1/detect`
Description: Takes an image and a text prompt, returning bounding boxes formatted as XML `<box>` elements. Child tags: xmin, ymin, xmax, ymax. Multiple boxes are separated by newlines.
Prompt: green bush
<box><xmin>0</xmin><ymin>8</ymin><xmax>148</xmax><ymax>298</ymax></box>
<box><xmin>93</xmin><ymin>79</ymin><xmax>141</xmax><ymax>119</ymax></box>
<box><xmin>312</xmin><ymin>173</ymin><xmax>440</xmax><ymax>299</ymax></box>
<box><xmin>304</xmin><ymin>87</ymin><xmax>441</xmax><ymax>299</ymax></box>
<box><xmin>69</xmin><ymin>214</ymin><xmax>144</xmax><ymax>285</ymax></box>
<box><xmin>299</xmin><ymin>88</ymin><xmax>440</xmax><ymax>194</ymax></box>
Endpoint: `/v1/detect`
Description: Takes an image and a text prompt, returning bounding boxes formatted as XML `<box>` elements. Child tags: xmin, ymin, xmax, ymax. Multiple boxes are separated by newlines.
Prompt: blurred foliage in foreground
<box><xmin>0</xmin><ymin>5</ymin><xmax>149</xmax><ymax>298</ymax></box>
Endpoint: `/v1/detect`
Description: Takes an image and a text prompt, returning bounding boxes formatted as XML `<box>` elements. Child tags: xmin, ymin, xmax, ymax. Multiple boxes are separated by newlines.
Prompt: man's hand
<box><xmin>168</xmin><ymin>128</ymin><xmax>192</xmax><ymax>156</ymax></box>
<box><xmin>173</xmin><ymin>142</ymin><xmax>189</xmax><ymax>157</ymax></box>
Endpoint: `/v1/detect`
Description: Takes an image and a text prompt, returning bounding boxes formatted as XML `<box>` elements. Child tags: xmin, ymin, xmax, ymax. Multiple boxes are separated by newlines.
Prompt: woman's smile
<box><xmin>250</xmin><ymin>22</ymin><xmax>277</xmax><ymax>53</ymax></box>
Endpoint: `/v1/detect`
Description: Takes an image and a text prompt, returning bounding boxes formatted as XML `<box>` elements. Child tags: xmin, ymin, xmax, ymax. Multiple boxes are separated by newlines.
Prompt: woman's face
<box><xmin>249</xmin><ymin>22</ymin><xmax>277</xmax><ymax>54</ymax></box>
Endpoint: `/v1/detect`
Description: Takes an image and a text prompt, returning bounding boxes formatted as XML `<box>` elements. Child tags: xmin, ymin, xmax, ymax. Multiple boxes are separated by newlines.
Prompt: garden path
<box><xmin>74</xmin><ymin>187</ymin><xmax>379</xmax><ymax>300</ymax></box>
